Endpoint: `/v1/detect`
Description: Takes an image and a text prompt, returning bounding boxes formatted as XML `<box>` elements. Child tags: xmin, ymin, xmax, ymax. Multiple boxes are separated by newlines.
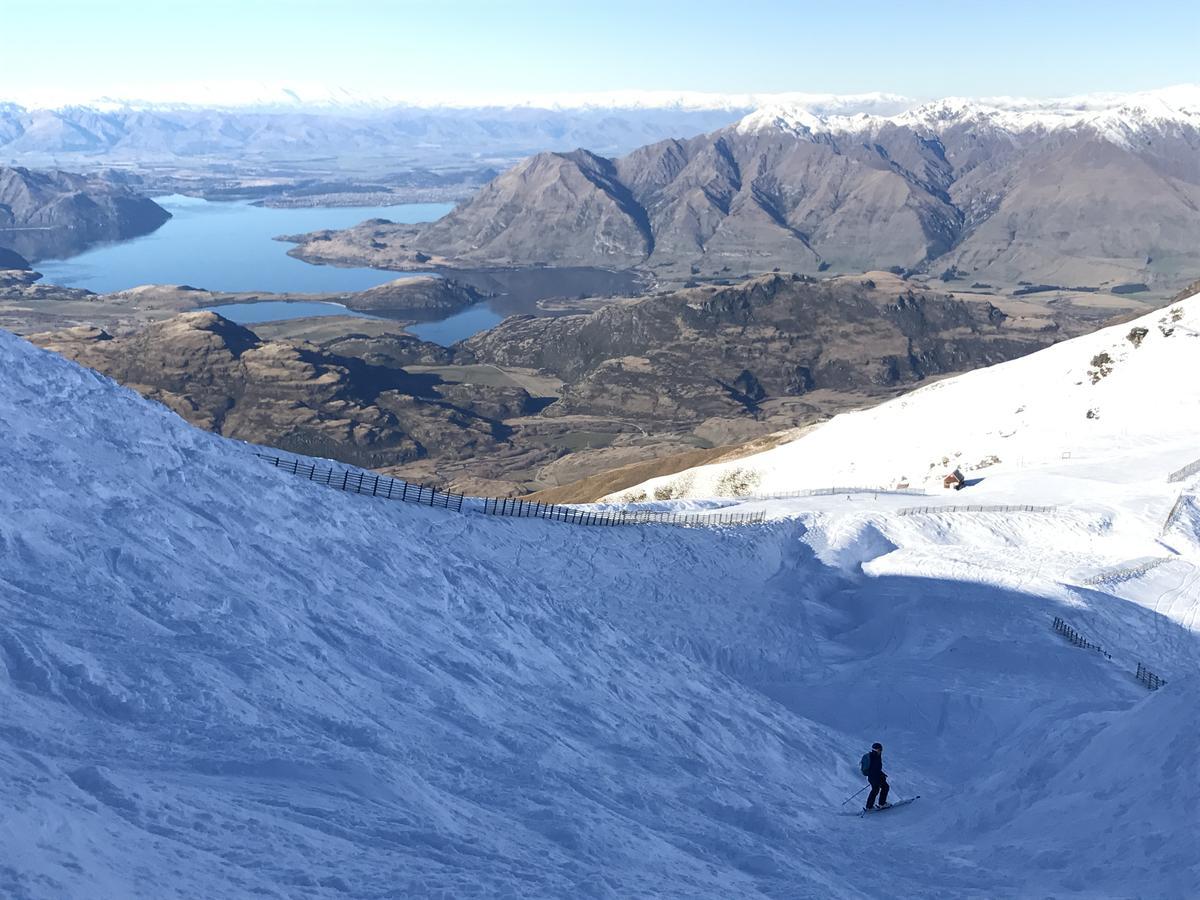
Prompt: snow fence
<box><xmin>259</xmin><ymin>452</ymin><xmax>765</xmax><ymax>528</ymax></box>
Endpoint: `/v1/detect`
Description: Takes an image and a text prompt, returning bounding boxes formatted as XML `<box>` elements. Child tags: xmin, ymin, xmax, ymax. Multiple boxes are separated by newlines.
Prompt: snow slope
<box><xmin>2</xmin><ymin>326</ymin><xmax>1198</xmax><ymax>898</ymax></box>
<box><xmin>613</xmin><ymin>293</ymin><xmax>1200</xmax><ymax>504</ymax></box>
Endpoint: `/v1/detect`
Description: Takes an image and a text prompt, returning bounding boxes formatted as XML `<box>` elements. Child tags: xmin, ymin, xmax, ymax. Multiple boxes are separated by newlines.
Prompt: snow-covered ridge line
<box><xmin>737</xmin><ymin>83</ymin><xmax>1200</xmax><ymax>141</ymax></box>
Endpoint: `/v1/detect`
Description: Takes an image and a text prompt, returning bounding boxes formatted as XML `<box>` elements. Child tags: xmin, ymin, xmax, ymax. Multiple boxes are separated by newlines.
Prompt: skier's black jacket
<box><xmin>867</xmin><ymin>749</ymin><xmax>885</xmax><ymax>783</ymax></box>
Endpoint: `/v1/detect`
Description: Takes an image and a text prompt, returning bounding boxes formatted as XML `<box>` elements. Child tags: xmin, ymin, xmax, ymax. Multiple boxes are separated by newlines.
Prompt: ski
<box><xmin>858</xmin><ymin>796</ymin><xmax>920</xmax><ymax>818</ymax></box>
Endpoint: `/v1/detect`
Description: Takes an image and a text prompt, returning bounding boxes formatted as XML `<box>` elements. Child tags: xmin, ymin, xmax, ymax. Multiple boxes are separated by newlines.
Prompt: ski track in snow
<box><xmin>0</xmin><ymin>325</ymin><xmax>1198</xmax><ymax>898</ymax></box>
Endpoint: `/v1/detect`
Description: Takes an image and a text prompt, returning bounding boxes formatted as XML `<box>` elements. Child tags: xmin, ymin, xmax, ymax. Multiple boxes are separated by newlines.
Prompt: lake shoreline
<box><xmin>22</xmin><ymin>195</ymin><xmax>647</xmax><ymax>344</ymax></box>
<box><xmin>33</xmin><ymin>196</ymin><xmax>455</xmax><ymax>295</ymax></box>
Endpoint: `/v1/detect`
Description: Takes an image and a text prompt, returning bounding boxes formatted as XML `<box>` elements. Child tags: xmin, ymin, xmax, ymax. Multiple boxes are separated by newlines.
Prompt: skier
<box><xmin>863</xmin><ymin>742</ymin><xmax>890</xmax><ymax>810</ymax></box>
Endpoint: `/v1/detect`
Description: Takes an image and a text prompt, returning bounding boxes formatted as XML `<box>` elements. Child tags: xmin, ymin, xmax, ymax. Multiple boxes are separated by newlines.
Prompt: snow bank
<box><xmin>2</xmin><ymin>328</ymin><xmax>1197</xmax><ymax>897</ymax></box>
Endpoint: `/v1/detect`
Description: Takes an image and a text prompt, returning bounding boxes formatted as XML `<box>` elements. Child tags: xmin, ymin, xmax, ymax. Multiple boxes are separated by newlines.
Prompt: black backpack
<box><xmin>860</xmin><ymin>753</ymin><xmax>871</xmax><ymax>777</ymax></box>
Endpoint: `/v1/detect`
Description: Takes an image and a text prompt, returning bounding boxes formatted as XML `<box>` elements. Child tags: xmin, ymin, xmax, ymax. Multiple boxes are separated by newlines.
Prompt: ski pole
<box><xmin>840</xmin><ymin>785</ymin><xmax>867</xmax><ymax>806</ymax></box>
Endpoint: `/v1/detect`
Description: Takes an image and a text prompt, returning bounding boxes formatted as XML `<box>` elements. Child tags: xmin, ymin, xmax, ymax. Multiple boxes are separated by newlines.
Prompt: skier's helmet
<box><xmin>872</xmin><ymin>742</ymin><xmax>883</xmax><ymax>750</ymax></box>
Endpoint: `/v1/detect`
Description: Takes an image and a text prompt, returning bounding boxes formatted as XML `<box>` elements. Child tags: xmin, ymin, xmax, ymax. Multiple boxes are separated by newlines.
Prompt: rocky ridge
<box><xmin>0</xmin><ymin>166</ymin><xmax>170</xmax><ymax>261</ymax></box>
<box><xmin>287</xmin><ymin>87</ymin><xmax>1200</xmax><ymax>292</ymax></box>
<box><xmin>461</xmin><ymin>272</ymin><xmax>1070</xmax><ymax>425</ymax></box>
<box><xmin>27</xmin><ymin>312</ymin><xmax>518</xmax><ymax>472</ymax></box>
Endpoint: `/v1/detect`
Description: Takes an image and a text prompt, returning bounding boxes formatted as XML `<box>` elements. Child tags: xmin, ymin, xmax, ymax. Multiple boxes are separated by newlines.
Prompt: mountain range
<box><xmin>2</xmin><ymin>85</ymin><xmax>911</xmax><ymax>114</ymax></box>
<box><xmin>0</xmin><ymin>100</ymin><xmax>758</xmax><ymax>168</ymax></box>
<box><xmin>289</xmin><ymin>86</ymin><xmax>1200</xmax><ymax>291</ymax></box>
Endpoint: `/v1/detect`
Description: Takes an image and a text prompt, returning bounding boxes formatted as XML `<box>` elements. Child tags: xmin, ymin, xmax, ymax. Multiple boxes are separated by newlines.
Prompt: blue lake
<box><xmin>203</xmin><ymin>298</ymin><xmax>506</xmax><ymax>344</ymax></box>
<box><xmin>407</xmin><ymin>305</ymin><xmax>505</xmax><ymax>344</ymax></box>
<box><xmin>35</xmin><ymin>195</ymin><xmax>453</xmax><ymax>294</ymax></box>
<box><xmin>34</xmin><ymin>195</ymin><xmax>645</xmax><ymax>344</ymax></box>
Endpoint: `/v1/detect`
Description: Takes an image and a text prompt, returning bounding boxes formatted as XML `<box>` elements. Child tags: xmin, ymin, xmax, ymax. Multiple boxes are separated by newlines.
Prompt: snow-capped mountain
<box><xmin>2</xmin><ymin>301</ymin><xmax>1198</xmax><ymax>895</ymax></box>
<box><xmin>370</xmin><ymin>81</ymin><xmax>1200</xmax><ymax>287</ymax></box>
<box><xmin>610</xmin><ymin>288</ymin><xmax>1200</xmax><ymax>503</ymax></box>
<box><xmin>0</xmin><ymin>88</ymin><xmax>913</xmax><ymax>166</ymax></box>
<box><xmin>738</xmin><ymin>84</ymin><xmax>1200</xmax><ymax>147</ymax></box>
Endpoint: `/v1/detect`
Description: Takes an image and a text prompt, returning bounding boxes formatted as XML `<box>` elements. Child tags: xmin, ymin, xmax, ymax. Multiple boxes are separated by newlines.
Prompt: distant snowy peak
<box><xmin>738</xmin><ymin>85</ymin><xmax>1200</xmax><ymax>145</ymax></box>
<box><xmin>2</xmin><ymin>84</ymin><xmax>912</xmax><ymax>115</ymax></box>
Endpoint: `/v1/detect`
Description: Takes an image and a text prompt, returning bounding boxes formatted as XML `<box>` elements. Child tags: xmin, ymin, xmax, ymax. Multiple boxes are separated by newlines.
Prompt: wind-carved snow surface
<box><xmin>1</xmin><ymin>326</ymin><xmax>1198</xmax><ymax>897</ymax></box>
<box><xmin>738</xmin><ymin>84</ymin><xmax>1200</xmax><ymax>146</ymax></box>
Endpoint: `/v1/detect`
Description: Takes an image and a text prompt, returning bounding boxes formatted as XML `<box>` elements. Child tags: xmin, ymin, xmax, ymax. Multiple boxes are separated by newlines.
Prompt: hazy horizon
<box><xmin>2</xmin><ymin>82</ymin><xmax>1197</xmax><ymax>114</ymax></box>
<box><xmin>3</xmin><ymin>0</ymin><xmax>1197</xmax><ymax>108</ymax></box>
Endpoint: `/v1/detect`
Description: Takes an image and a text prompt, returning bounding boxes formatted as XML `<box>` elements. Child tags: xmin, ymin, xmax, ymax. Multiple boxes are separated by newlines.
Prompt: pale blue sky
<box><xmin>3</xmin><ymin>0</ymin><xmax>1197</xmax><ymax>102</ymax></box>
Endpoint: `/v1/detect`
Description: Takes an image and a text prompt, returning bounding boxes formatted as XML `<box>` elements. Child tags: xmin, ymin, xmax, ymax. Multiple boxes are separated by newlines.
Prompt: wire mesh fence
<box><xmin>260</xmin><ymin>453</ymin><xmax>764</xmax><ymax>528</ymax></box>
<box><xmin>258</xmin><ymin>454</ymin><xmax>464</xmax><ymax>510</ymax></box>
<box><xmin>481</xmin><ymin>496</ymin><xmax>765</xmax><ymax>527</ymax></box>
<box><xmin>899</xmin><ymin>504</ymin><xmax>1057</xmax><ymax>515</ymax></box>
<box><xmin>749</xmin><ymin>486</ymin><xmax>928</xmax><ymax>500</ymax></box>
<box><xmin>1167</xmin><ymin>457</ymin><xmax>1200</xmax><ymax>483</ymax></box>
<box><xmin>1081</xmin><ymin>558</ymin><xmax>1170</xmax><ymax>586</ymax></box>
<box><xmin>1161</xmin><ymin>492</ymin><xmax>1189</xmax><ymax>536</ymax></box>
<box><xmin>1051</xmin><ymin>616</ymin><xmax>1112</xmax><ymax>659</ymax></box>
<box><xmin>1051</xmin><ymin>618</ymin><xmax>1171</xmax><ymax>691</ymax></box>
<box><xmin>1135</xmin><ymin>662</ymin><xmax>1168</xmax><ymax>691</ymax></box>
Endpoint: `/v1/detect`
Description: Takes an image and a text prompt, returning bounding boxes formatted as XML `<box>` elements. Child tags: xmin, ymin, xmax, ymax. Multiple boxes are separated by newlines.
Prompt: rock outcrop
<box><xmin>340</xmin><ymin>275</ymin><xmax>485</xmax><ymax>312</ymax></box>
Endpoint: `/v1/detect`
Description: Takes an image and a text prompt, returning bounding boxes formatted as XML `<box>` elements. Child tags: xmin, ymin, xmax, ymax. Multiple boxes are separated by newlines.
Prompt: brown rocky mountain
<box><xmin>26</xmin><ymin>273</ymin><xmax>1141</xmax><ymax>497</ymax></box>
<box><xmin>28</xmin><ymin>312</ymin><xmax>517</xmax><ymax>471</ymax></box>
<box><xmin>460</xmin><ymin>273</ymin><xmax>1073</xmax><ymax>427</ymax></box>
<box><xmin>287</xmin><ymin>93</ymin><xmax>1200</xmax><ymax>293</ymax></box>
<box><xmin>0</xmin><ymin>166</ymin><xmax>170</xmax><ymax>260</ymax></box>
